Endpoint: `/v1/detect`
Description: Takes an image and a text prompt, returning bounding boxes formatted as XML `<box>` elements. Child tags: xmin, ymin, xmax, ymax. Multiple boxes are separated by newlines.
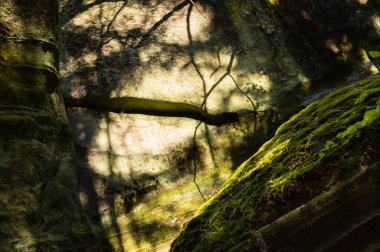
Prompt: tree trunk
<box><xmin>0</xmin><ymin>0</ymin><xmax>99</xmax><ymax>250</ymax></box>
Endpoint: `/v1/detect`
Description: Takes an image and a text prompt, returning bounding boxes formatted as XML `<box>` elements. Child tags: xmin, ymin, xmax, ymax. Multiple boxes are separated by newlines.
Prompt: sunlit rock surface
<box><xmin>171</xmin><ymin>73</ymin><xmax>380</xmax><ymax>252</ymax></box>
<box><xmin>59</xmin><ymin>0</ymin><xmax>380</xmax><ymax>251</ymax></box>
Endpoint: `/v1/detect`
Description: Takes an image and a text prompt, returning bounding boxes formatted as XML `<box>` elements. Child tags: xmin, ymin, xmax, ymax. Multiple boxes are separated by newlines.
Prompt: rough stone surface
<box><xmin>59</xmin><ymin>0</ymin><xmax>380</xmax><ymax>251</ymax></box>
<box><xmin>0</xmin><ymin>0</ymin><xmax>98</xmax><ymax>251</ymax></box>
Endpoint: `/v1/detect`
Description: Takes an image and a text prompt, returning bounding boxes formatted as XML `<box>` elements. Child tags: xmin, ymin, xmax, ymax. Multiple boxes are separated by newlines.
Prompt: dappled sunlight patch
<box><xmin>160</xmin><ymin>3</ymin><xmax>214</xmax><ymax>45</ymax></box>
<box><xmin>13</xmin><ymin>226</ymin><xmax>36</xmax><ymax>251</ymax></box>
<box><xmin>357</xmin><ymin>0</ymin><xmax>368</xmax><ymax>5</ymax></box>
<box><xmin>225</xmin><ymin>72</ymin><xmax>272</xmax><ymax>109</ymax></box>
<box><xmin>72</xmin><ymin>108</ymin><xmax>256</xmax><ymax>251</ymax></box>
<box><xmin>117</xmin><ymin>45</ymin><xmax>247</xmax><ymax>112</ymax></box>
<box><xmin>120</xmin><ymin>62</ymin><xmax>204</xmax><ymax>102</ymax></box>
<box><xmin>268</xmin><ymin>174</ymin><xmax>290</xmax><ymax>191</ymax></box>
<box><xmin>337</xmin><ymin>99</ymin><xmax>380</xmax><ymax>142</ymax></box>
<box><xmin>297</xmin><ymin>73</ymin><xmax>311</xmax><ymax>92</ymax></box>
<box><xmin>111</xmin><ymin>156</ymin><xmax>133</xmax><ymax>178</ymax></box>
<box><xmin>101</xmin><ymin>39</ymin><xmax>124</xmax><ymax>56</ymax></box>
<box><xmin>94</xmin><ymin>129</ymin><xmax>111</xmax><ymax>151</ymax></box>
<box><xmin>68</xmin><ymin>1</ymin><xmax>129</xmax><ymax>31</ymax></box>
<box><xmin>0</xmin><ymin>1</ymin><xmax>22</xmax><ymax>33</ymax></box>
<box><xmin>106</xmin><ymin>114</ymin><xmax>199</xmax><ymax>155</ymax></box>
<box><xmin>138</xmin><ymin>43</ymin><xmax>162</xmax><ymax>64</ymax></box>
<box><xmin>71</xmin><ymin>107</ymin><xmax>257</xmax><ymax>251</ymax></box>
<box><xmin>267</xmin><ymin>0</ymin><xmax>279</xmax><ymax>6</ymax></box>
<box><xmin>99</xmin><ymin>166</ymin><xmax>227</xmax><ymax>251</ymax></box>
<box><xmin>88</xmin><ymin>152</ymin><xmax>111</xmax><ymax>176</ymax></box>
<box><xmin>186</xmin><ymin>6</ymin><xmax>214</xmax><ymax>43</ymax></box>
<box><xmin>56</xmin><ymin>0</ymin><xmax>380</xmax><ymax>251</ymax></box>
<box><xmin>69</xmin><ymin>5</ymin><xmax>100</xmax><ymax>29</ymax></box>
<box><xmin>325</xmin><ymin>39</ymin><xmax>340</xmax><ymax>54</ymax></box>
<box><xmin>80</xmin><ymin>51</ymin><xmax>98</xmax><ymax>66</ymax></box>
<box><xmin>252</xmin><ymin>139</ymin><xmax>290</xmax><ymax>173</ymax></box>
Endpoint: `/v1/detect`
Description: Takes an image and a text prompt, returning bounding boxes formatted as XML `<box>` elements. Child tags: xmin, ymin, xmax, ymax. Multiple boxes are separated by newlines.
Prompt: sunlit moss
<box><xmin>171</xmin><ymin>74</ymin><xmax>380</xmax><ymax>251</ymax></box>
<box><xmin>355</xmin><ymin>85</ymin><xmax>380</xmax><ymax>104</ymax></box>
<box><xmin>267</xmin><ymin>0</ymin><xmax>279</xmax><ymax>5</ymax></box>
<box><xmin>338</xmin><ymin>98</ymin><xmax>380</xmax><ymax>142</ymax></box>
<box><xmin>100</xmin><ymin>164</ymin><xmax>232</xmax><ymax>251</ymax></box>
<box><xmin>245</xmin><ymin>139</ymin><xmax>289</xmax><ymax>177</ymax></box>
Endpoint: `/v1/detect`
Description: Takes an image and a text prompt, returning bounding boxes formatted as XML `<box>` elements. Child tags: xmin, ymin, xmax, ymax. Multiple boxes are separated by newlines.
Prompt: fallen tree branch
<box><xmin>64</xmin><ymin>96</ymin><xmax>239</xmax><ymax>126</ymax></box>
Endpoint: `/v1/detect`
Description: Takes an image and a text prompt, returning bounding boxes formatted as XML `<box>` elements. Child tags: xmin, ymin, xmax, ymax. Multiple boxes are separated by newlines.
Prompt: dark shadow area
<box><xmin>325</xmin><ymin>213</ymin><xmax>380</xmax><ymax>251</ymax></box>
<box><xmin>270</xmin><ymin>0</ymin><xmax>380</xmax><ymax>79</ymax></box>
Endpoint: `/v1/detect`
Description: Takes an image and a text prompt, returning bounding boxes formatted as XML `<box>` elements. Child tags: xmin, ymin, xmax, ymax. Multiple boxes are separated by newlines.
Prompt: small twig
<box><xmin>229</xmin><ymin>74</ymin><xmax>259</xmax><ymax>131</ymax></box>
<box><xmin>229</xmin><ymin>74</ymin><xmax>256</xmax><ymax>111</ymax></box>
<box><xmin>200</xmin><ymin>49</ymin><xmax>238</xmax><ymax>109</ymax></box>
<box><xmin>189</xmin><ymin>0</ymin><xmax>207</xmax><ymax>18</ymax></box>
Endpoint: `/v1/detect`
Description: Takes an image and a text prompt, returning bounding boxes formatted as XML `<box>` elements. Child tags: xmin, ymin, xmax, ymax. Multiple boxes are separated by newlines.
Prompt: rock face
<box><xmin>171</xmin><ymin>74</ymin><xmax>380</xmax><ymax>251</ymax></box>
<box><xmin>0</xmin><ymin>0</ymin><xmax>97</xmax><ymax>251</ymax></box>
<box><xmin>59</xmin><ymin>0</ymin><xmax>380</xmax><ymax>251</ymax></box>
<box><xmin>263</xmin><ymin>0</ymin><xmax>380</xmax><ymax>76</ymax></box>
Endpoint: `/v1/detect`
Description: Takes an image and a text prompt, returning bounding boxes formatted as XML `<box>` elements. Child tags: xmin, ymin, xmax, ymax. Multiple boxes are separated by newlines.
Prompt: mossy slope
<box><xmin>171</xmin><ymin>74</ymin><xmax>380</xmax><ymax>251</ymax></box>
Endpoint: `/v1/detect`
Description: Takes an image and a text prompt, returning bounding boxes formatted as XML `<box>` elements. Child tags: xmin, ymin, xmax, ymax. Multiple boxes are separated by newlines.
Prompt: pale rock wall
<box><xmin>59</xmin><ymin>0</ymin><xmax>380</xmax><ymax>251</ymax></box>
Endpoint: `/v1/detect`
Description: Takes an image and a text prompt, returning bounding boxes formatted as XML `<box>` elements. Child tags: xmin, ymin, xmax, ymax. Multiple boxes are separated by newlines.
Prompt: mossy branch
<box><xmin>64</xmin><ymin>96</ymin><xmax>239</xmax><ymax>126</ymax></box>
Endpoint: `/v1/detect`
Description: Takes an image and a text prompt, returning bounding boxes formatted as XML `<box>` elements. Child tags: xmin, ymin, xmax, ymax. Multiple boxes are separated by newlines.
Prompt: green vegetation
<box><xmin>224</xmin><ymin>0</ymin><xmax>242</xmax><ymax>24</ymax></box>
<box><xmin>171</xmin><ymin>74</ymin><xmax>380</xmax><ymax>251</ymax></box>
<box><xmin>368</xmin><ymin>51</ymin><xmax>380</xmax><ymax>58</ymax></box>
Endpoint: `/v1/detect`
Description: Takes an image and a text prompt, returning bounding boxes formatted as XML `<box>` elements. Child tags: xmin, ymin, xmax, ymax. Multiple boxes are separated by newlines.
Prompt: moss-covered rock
<box><xmin>171</xmin><ymin>74</ymin><xmax>380</xmax><ymax>251</ymax></box>
<box><xmin>0</xmin><ymin>0</ymin><xmax>99</xmax><ymax>251</ymax></box>
<box><xmin>0</xmin><ymin>110</ymin><xmax>96</xmax><ymax>251</ymax></box>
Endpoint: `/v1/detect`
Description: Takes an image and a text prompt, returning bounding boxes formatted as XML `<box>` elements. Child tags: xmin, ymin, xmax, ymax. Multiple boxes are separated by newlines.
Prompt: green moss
<box><xmin>337</xmin><ymin>99</ymin><xmax>380</xmax><ymax>142</ymax></box>
<box><xmin>170</xmin><ymin>74</ymin><xmax>380</xmax><ymax>251</ymax></box>
<box><xmin>355</xmin><ymin>86</ymin><xmax>380</xmax><ymax>104</ymax></box>
<box><xmin>0</xmin><ymin>114</ymin><xmax>35</xmax><ymax>126</ymax></box>
<box><xmin>0</xmin><ymin>41</ymin><xmax>57</xmax><ymax>71</ymax></box>
<box><xmin>225</xmin><ymin>0</ymin><xmax>241</xmax><ymax>24</ymax></box>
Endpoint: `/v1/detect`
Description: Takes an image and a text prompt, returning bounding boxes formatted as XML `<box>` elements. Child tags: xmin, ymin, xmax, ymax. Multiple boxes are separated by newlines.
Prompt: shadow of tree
<box><xmin>59</xmin><ymin>0</ymin><xmax>380</xmax><ymax>250</ymax></box>
<box><xmin>73</xmin><ymin>123</ymin><xmax>206</xmax><ymax>250</ymax></box>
